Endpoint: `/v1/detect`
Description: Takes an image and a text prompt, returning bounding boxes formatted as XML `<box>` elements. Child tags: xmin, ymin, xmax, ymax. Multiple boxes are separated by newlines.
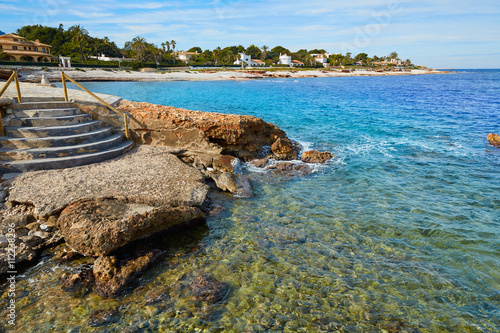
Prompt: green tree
<box><xmin>245</xmin><ymin>44</ymin><xmax>261</xmax><ymax>59</ymax></box>
<box><xmin>388</xmin><ymin>51</ymin><xmax>399</xmax><ymax>60</ymax></box>
<box><xmin>308</xmin><ymin>49</ymin><xmax>327</xmax><ymax>55</ymax></box>
<box><xmin>213</xmin><ymin>47</ymin><xmax>221</xmax><ymax>66</ymax></box>
<box><xmin>130</xmin><ymin>36</ymin><xmax>148</xmax><ymax>61</ymax></box>
<box><xmin>271</xmin><ymin>46</ymin><xmax>290</xmax><ymax>56</ymax></box>
<box><xmin>69</xmin><ymin>24</ymin><xmax>89</xmax><ymax>63</ymax></box>
<box><xmin>188</xmin><ymin>47</ymin><xmax>202</xmax><ymax>53</ymax></box>
<box><xmin>261</xmin><ymin>45</ymin><xmax>269</xmax><ymax>60</ymax></box>
<box><xmin>354</xmin><ymin>52</ymin><xmax>368</xmax><ymax>64</ymax></box>
<box><xmin>328</xmin><ymin>54</ymin><xmax>344</xmax><ymax>66</ymax></box>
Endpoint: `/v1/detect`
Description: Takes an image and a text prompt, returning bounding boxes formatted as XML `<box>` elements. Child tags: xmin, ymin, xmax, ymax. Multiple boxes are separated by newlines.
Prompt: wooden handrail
<box><xmin>0</xmin><ymin>70</ymin><xmax>22</xmax><ymax>136</ymax></box>
<box><xmin>61</xmin><ymin>72</ymin><xmax>130</xmax><ymax>140</ymax></box>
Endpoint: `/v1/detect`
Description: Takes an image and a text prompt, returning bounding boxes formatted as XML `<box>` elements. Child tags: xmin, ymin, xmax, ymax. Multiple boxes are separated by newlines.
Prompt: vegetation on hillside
<box><xmin>9</xmin><ymin>24</ymin><xmax>414</xmax><ymax>68</ymax></box>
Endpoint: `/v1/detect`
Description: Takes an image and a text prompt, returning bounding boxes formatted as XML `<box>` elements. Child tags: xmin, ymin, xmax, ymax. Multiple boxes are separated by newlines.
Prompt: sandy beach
<box><xmin>2</xmin><ymin>67</ymin><xmax>447</xmax><ymax>83</ymax></box>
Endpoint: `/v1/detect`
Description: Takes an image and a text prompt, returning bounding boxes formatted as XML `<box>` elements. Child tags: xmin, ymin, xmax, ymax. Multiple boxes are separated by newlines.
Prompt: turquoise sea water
<box><xmin>8</xmin><ymin>71</ymin><xmax>500</xmax><ymax>331</ymax></box>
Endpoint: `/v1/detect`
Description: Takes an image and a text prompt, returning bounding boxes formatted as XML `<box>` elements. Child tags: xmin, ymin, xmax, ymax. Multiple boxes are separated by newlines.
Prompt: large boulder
<box><xmin>57</xmin><ymin>198</ymin><xmax>205</xmax><ymax>257</ymax></box>
<box><xmin>300</xmin><ymin>150</ymin><xmax>333</xmax><ymax>163</ymax></box>
<box><xmin>487</xmin><ymin>133</ymin><xmax>500</xmax><ymax>147</ymax></box>
<box><xmin>209</xmin><ymin>172</ymin><xmax>253</xmax><ymax>198</ymax></box>
<box><xmin>118</xmin><ymin>100</ymin><xmax>291</xmax><ymax>161</ymax></box>
<box><xmin>271</xmin><ymin>138</ymin><xmax>299</xmax><ymax>160</ymax></box>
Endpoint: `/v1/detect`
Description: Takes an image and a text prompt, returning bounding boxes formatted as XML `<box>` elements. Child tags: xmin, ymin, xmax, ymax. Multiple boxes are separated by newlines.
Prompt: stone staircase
<box><xmin>0</xmin><ymin>100</ymin><xmax>134</xmax><ymax>173</ymax></box>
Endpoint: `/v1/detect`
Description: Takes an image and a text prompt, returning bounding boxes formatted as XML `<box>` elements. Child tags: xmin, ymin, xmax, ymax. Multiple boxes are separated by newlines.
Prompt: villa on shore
<box><xmin>235</xmin><ymin>53</ymin><xmax>304</xmax><ymax>67</ymax></box>
<box><xmin>175</xmin><ymin>51</ymin><xmax>199</xmax><ymax>63</ymax></box>
<box><xmin>0</xmin><ymin>34</ymin><xmax>53</xmax><ymax>62</ymax></box>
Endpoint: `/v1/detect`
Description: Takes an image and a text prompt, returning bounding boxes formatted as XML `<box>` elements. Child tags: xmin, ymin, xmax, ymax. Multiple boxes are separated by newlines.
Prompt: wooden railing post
<box><xmin>0</xmin><ymin>71</ymin><xmax>18</xmax><ymax>137</ymax></box>
<box><xmin>124</xmin><ymin>113</ymin><xmax>130</xmax><ymax>140</ymax></box>
<box><xmin>61</xmin><ymin>71</ymin><xmax>69</xmax><ymax>102</ymax></box>
<box><xmin>14</xmin><ymin>71</ymin><xmax>22</xmax><ymax>103</ymax></box>
<box><xmin>61</xmin><ymin>73</ymin><xmax>131</xmax><ymax>141</ymax></box>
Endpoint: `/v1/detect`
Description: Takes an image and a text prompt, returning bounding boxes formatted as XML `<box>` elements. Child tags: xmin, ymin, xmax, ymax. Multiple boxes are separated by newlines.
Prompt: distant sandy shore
<box><xmin>5</xmin><ymin>67</ymin><xmax>447</xmax><ymax>83</ymax></box>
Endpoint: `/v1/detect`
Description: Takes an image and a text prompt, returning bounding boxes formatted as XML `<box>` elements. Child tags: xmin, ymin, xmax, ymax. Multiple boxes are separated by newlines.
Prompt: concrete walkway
<box><xmin>1</xmin><ymin>82</ymin><xmax>122</xmax><ymax>106</ymax></box>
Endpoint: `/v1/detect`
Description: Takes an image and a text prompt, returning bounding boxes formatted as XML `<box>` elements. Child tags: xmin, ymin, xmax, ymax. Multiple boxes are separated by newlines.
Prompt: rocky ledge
<box><xmin>1</xmin><ymin>99</ymin><xmax>334</xmax><ymax>297</ymax></box>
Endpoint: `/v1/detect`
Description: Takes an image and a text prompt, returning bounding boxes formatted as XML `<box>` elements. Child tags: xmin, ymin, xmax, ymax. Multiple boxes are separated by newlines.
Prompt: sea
<box><xmin>5</xmin><ymin>70</ymin><xmax>500</xmax><ymax>332</ymax></box>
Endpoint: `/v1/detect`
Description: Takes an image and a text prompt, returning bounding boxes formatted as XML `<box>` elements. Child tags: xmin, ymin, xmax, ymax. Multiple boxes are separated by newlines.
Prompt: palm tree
<box><xmin>170</xmin><ymin>40</ymin><xmax>176</xmax><ymax>52</ymax></box>
<box><xmin>261</xmin><ymin>45</ymin><xmax>269</xmax><ymax>60</ymax></box>
<box><xmin>70</xmin><ymin>24</ymin><xmax>89</xmax><ymax>63</ymax></box>
<box><xmin>213</xmin><ymin>47</ymin><xmax>221</xmax><ymax>66</ymax></box>
<box><xmin>224</xmin><ymin>50</ymin><xmax>236</xmax><ymax>65</ymax></box>
<box><xmin>131</xmin><ymin>36</ymin><xmax>147</xmax><ymax>61</ymax></box>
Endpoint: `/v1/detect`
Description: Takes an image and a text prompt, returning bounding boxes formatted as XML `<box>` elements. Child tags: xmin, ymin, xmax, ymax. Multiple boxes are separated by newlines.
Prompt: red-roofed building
<box><xmin>0</xmin><ymin>34</ymin><xmax>53</xmax><ymax>62</ymax></box>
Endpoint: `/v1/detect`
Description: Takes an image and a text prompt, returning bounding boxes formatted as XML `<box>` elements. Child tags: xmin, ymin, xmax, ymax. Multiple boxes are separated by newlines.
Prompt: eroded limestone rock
<box><xmin>487</xmin><ymin>133</ymin><xmax>500</xmax><ymax>147</ymax></box>
<box><xmin>57</xmin><ymin>198</ymin><xmax>205</xmax><ymax>257</ymax></box>
<box><xmin>118</xmin><ymin>100</ymin><xmax>291</xmax><ymax>161</ymax></box>
<box><xmin>271</xmin><ymin>138</ymin><xmax>299</xmax><ymax>160</ymax></box>
<box><xmin>93</xmin><ymin>250</ymin><xmax>163</xmax><ymax>298</ymax></box>
<box><xmin>300</xmin><ymin>150</ymin><xmax>333</xmax><ymax>163</ymax></box>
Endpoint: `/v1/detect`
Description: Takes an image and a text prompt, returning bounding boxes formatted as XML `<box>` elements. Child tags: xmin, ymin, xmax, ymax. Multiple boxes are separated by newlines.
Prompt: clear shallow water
<box><xmin>5</xmin><ymin>71</ymin><xmax>500</xmax><ymax>331</ymax></box>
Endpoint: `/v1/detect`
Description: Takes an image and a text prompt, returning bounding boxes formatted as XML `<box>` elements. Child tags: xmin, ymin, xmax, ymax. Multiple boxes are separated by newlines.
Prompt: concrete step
<box><xmin>0</xmin><ymin>141</ymin><xmax>134</xmax><ymax>172</ymax></box>
<box><xmin>4</xmin><ymin>121</ymin><xmax>103</xmax><ymax>138</ymax></box>
<box><xmin>11</xmin><ymin>101</ymin><xmax>77</xmax><ymax>111</ymax></box>
<box><xmin>8</xmin><ymin>114</ymin><xmax>93</xmax><ymax>127</ymax></box>
<box><xmin>0</xmin><ymin>128</ymin><xmax>113</xmax><ymax>149</ymax></box>
<box><xmin>13</xmin><ymin>108</ymin><xmax>81</xmax><ymax>118</ymax></box>
<box><xmin>0</xmin><ymin>134</ymin><xmax>124</xmax><ymax>161</ymax></box>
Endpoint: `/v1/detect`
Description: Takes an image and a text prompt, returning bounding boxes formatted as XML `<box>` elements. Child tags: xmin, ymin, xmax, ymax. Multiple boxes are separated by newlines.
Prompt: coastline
<box><xmin>1</xmin><ymin>67</ymin><xmax>448</xmax><ymax>83</ymax></box>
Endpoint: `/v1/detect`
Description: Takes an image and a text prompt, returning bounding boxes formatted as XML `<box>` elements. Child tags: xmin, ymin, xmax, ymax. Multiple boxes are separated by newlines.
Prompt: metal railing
<box><xmin>61</xmin><ymin>72</ymin><xmax>130</xmax><ymax>140</ymax></box>
<box><xmin>0</xmin><ymin>70</ymin><xmax>22</xmax><ymax>136</ymax></box>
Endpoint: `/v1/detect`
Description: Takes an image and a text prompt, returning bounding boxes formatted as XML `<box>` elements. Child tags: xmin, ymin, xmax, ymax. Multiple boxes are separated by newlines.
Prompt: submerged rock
<box><xmin>189</xmin><ymin>274</ymin><xmax>229</xmax><ymax>304</ymax></box>
<box><xmin>209</xmin><ymin>172</ymin><xmax>253</xmax><ymax>198</ymax></box>
<box><xmin>250</xmin><ymin>157</ymin><xmax>269</xmax><ymax>168</ymax></box>
<box><xmin>93</xmin><ymin>250</ymin><xmax>163</xmax><ymax>298</ymax></box>
<box><xmin>266</xmin><ymin>162</ymin><xmax>312</xmax><ymax>177</ymax></box>
<box><xmin>60</xmin><ymin>264</ymin><xmax>95</xmax><ymax>297</ymax></box>
<box><xmin>300</xmin><ymin>150</ymin><xmax>333</xmax><ymax>163</ymax></box>
<box><xmin>487</xmin><ymin>133</ymin><xmax>500</xmax><ymax>147</ymax></box>
<box><xmin>88</xmin><ymin>307</ymin><xmax>120</xmax><ymax>327</ymax></box>
<box><xmin>57</xmin><ymin>198</ymin><xmax>205</xmax><ymax>257</ymax></box>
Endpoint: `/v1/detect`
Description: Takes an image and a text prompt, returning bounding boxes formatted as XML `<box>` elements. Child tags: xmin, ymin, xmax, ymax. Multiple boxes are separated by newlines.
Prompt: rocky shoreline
<box><xmin>3</xmin><ymin>67</ymin><xmax>448</xmax><ymax>83</ymax></box>
<box><xmin>0</xmin><ymin>98</ymin><xmax>333</xmax><ymax>298</ymax></box>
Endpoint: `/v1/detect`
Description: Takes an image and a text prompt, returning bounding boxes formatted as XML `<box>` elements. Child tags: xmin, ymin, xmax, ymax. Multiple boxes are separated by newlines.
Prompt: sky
<box><xmin>1</xmin><ymin>0</ymin><xmax>499</xmax><ymax>68</ymax></box>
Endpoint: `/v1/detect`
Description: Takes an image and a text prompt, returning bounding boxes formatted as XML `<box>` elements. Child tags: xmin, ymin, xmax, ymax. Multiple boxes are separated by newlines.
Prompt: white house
<box><xmin>311</xmin><ymin>53</ymin><xmax>329</xmax><ymax>67</ymax></box>
<box><xmin>89</xmin><ymin>54</ymin><xmax>135</xmax><ymax>62</ymax></box>
<box><xmin>291</xmin><ymin>60</ymin><xmax>304</xmax><ymax>67</ymax></box>
<box><xmin>234</xmin><ymin>53</ymin><xmax>265</xmax><ymax>67</ymax></box>
<box><xmin>278</xmin><ymin>53</ymin><xmax>292</xmax><ymax>66</ymax></box>
<box><xmin>175</xmin><ymin>51</ymin><xmax>199</xmax><ymax>63</ymax></box>
<box><xmin>277</xmin><ymin>53</ymin><xmax>304</xmax><ymax>67</ymax></box>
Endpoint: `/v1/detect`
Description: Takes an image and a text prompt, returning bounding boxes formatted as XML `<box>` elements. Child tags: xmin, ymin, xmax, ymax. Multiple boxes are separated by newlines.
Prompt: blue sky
<box><xmin>1</xmin><ymin>0</ymin><xmax>499</xmax><ymax>68</ymax></box>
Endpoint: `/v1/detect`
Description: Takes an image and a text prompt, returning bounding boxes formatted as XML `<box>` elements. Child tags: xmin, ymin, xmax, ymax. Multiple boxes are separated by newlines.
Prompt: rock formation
<box><xmin>57</xmin><ymin>198</ymin><xmax>205</xmax><ymax>256</ymax></box>
<box><xmin>300</xmin><ymin>150</ymin><xmax>333</xmax><ymax>163</ymax></box>
<box><xmin>271</xmin><ymin>138</ymin><xmax>299</xmax><ymax>160</ymax></box>
<box><xmin>487</xmin><ymin>133</ymin><xmax>500</xmax><ymax>148</ymax></box>
<box><xmin>117</xmin><ymin>100</ymin><xmax>295</xmax><ymax>161</ymax></box>
<box><xmin>93</xmin><ymin>250</ymin><xmax>163</xmax><ymax>297</ymax></box>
